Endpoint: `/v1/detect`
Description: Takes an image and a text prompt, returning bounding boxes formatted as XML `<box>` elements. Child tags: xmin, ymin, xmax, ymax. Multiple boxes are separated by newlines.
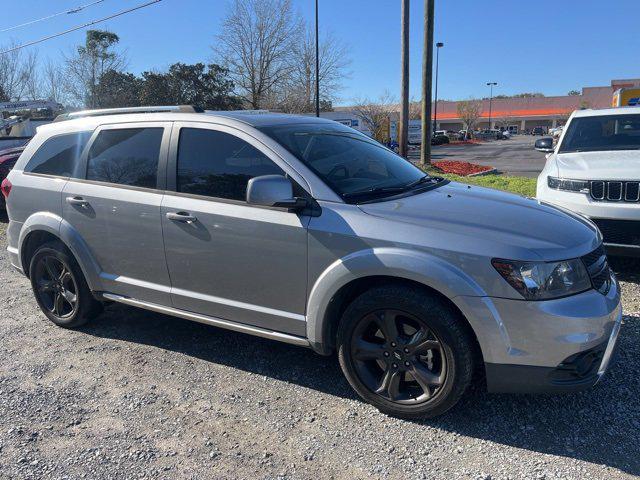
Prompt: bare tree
<box><xmin>456</xmin><ymin>99</ymin><xmax>483</xmax><ymax>139</ymax></box>
<box><xmin>278</xmin><ymin>26</ymin><xmax>350</xmax><ymax>113</ymax></box>
<box><xmin>213</xmin><ymin>0</ymin><xmax>302</xmax><ymax>109</ymax></box>
<box><xmin>409</xmin><ymin>97</ymin><xmax>422</xmax><ymax>120</ymax></box>
<box><xmin>0</xmin><ymin>43</ymin><xmax>39</xmax><ymax>101</ymax></box>
<box><xmin>64</xmin><ymin>30</ymin><xmax>127</xmax><ymax>108</ymax></box>
<box><xmin>352</xmin><ymin>91</ymin><xmax>396</xmax><ymax>143</ymax></box>
<box><xmin>41</xmin><ymin>58</ymin><xmax>67</xmax><ymax>104</ymax></box>
<box><xmin>24</xmin><ymin>51</ymin><xmax>41</xmax><ymax>100</ymax></box>
<box><xmin>494</xmin><ymin>111</ymin><xmax>513</xmax><ymax>131</ymax></box>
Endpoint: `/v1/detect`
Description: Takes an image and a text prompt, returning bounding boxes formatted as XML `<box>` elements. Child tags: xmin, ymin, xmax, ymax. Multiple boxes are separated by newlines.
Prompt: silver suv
<box><xmin>3</xmin><ymin>106</ymin><xmax>622</xmax><ymax>418</ymax></box>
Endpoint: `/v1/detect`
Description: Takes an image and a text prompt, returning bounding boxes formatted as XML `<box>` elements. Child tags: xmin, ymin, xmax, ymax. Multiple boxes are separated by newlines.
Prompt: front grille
<box><xmin>591</xmin><ymin>218</ymin><xmax>640</xmax><ymax>246</ymax></box>
<box><xmin>581</xmin><ymin>244</ymin><xmax>612</xmax><ymax>295</ymax></box>
<box><xmin>590</xmin><ymin>180</ymin><xmax>640</xmax><ymax>202</ymax></box>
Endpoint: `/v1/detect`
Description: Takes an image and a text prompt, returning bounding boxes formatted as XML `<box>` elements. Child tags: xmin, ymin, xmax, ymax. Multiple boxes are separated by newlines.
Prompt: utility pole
<box><xmin>398</xmin><ymin>0</ymin><xmax>410</xmax><ymax>158</ymax></box>
<box><xmin>315</xmin><ymin>0</ymin><xmax>320</xmax><ymax>117</ymax></box>
<box><xmin>432</xmin><ymin>42</ymin><xmax>443</xmax><ymax>134</ymax></box>
<box><xmin>486</xmin><ymin>81</ymin><xmax>497</xmax><ymax>130</ymax></box>
<box><xmin>420</xmin><ymin>0</ymin><xmax>435</xmax><ymax>167</ymax></box>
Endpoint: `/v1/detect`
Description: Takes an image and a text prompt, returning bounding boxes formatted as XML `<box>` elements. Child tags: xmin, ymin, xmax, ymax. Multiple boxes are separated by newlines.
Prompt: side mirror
<box><xmin>534</xmin><ymin>137</ymin><xmax>554</xmax><ymax>153</ymax></box>
<box><xmin>246</xmin><ymin>175</ymin><xmax>307</xmax><ymax>211</ymax></box>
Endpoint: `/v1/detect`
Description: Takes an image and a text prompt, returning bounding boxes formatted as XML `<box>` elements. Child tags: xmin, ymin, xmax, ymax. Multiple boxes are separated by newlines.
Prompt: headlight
<box><xmin>547</xmin><ymin>176</ymin><xmax>589</xmax><ymax>193</ymax></box>
<box><xmin>491</xmin><ymin>258</ymin><xmax>591</xmax><ymax>300</ymax></box>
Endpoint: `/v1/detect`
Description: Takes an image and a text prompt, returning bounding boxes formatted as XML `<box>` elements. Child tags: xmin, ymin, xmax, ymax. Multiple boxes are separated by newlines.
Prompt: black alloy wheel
<box><xmin>33</xmin><ymin>255</ymin><xmax>79</xmax><ymax>319</ymax></box>
<box><xmin>350</xmin><ymin>309</ymin><xmax>446</xmax><ymax>404</ymax></box>
<box><xmin>29</xmin><ymin>241</ymin><xmax>103</xmax><ymax>328</ymax></box>
<box><xmin>337</xmin><ymin>285</ymin><xmax>475</xmax><ymax>419</ymax></box>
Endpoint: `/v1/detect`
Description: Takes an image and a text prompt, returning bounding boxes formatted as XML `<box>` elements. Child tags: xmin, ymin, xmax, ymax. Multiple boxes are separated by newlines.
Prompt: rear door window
<box><xmin>24</xmin><ymin>132</ymin><xmax>91</xmax><ymax>177</ymax></box>
<box><xmin>86</xmin><ymin>128</ymin><xmax>163</xmax><ymax>189</ymax></box>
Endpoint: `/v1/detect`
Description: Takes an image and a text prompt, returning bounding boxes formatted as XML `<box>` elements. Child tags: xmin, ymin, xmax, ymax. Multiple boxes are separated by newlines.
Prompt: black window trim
<box><xmin>78</xmin><ymin>121</ymin><xmax>172</xmax><ymax>191</ymax></box>
<box><xmin>166</xmin><ymin>121</ymin><xmax>313</xmax><ymax>207</ymax></box>
<box><xmin>22</xmin><ymin>130</ymin><xmax>93</xmax><ymax>179</ymax></box>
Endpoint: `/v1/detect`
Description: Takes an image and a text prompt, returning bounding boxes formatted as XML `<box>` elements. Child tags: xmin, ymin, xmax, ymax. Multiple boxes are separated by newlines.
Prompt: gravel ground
<box><xmin>0</xmin><ymin>215</ymin><xmax>639</xmax><ymax>480</ymax></box>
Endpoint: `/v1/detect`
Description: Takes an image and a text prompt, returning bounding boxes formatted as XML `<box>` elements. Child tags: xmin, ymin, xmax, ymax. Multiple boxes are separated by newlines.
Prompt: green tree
<box><xmin>65</xmin><ymin>30</ymin><xmax>126</xmax><ymax>108</ymax></box>
<box><xmin>95</xmin><ymin>70</ymin><xmax>143</xmax><ymax>108</ymax></box>
<box><xmin>139</xmin><ymin>63</ymin><xmax>241</xmax><ymax>110</ymax></box>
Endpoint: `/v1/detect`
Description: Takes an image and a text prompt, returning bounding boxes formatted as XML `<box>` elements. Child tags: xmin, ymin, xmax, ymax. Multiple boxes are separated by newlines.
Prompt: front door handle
<box><xmin>66</xmin><ymin>196</ymin><xmax>89</xmax><ymax>207</ymax></box>
<box><xmin>166</xmin><ymin>211</ymin><xmax>197</xmax><ymax>223</ymax></box>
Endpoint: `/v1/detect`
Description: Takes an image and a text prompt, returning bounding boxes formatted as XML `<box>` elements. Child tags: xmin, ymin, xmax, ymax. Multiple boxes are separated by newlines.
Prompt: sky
<box><xmin>2</xmin><ymin>0</ymin><xmax>640</xmax><ymax>105</ymax></box>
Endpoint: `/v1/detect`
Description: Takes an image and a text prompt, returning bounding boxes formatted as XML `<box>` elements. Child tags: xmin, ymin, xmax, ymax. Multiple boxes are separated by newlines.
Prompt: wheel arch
<box><xmin>18</xmin><ymin>212</ymin><xmax>103</xmax><ymax>291</ymax></box>
<box><xmin>306</xmin><ymin>248</ymin><xmax>487</xmax><ymax>359</ymax></box>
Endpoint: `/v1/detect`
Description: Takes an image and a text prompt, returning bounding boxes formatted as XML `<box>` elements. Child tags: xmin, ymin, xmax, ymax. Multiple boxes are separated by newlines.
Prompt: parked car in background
<box><xmin>532</xmin><ymin>126</ymin><xmax>546</xmax><ymax>136</ymax></box>
<box><xmin>537</xmin><ymin>107</ymin><xmax>640</xmax><ymax>263</ymax></box>
<box><xmin>477</xmin><ymin>129</ymin><xmax>503</xmax><ymax>140</ymax></box>
<box><xmin>431</xmin><ymin>134</ymin><xmax>449</xmax><ymax>145</ymax></box>
<box><xmin>4</xmin><ymin>106</ymin><xmax>621</xmax><ymax>419</ymax></box>
<box><xmin>0</xmin><ymin>145</ymin><xmax>26</xmax><ymax>210</ymax></box>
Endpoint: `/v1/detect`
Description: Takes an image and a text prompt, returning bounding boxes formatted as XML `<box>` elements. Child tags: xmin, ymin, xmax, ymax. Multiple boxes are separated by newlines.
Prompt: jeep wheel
<box><xmin>337</xmin><ymin>285</ymin><xmax>475</xmax><ymax>419</ymax></box>
<box><xmin>29</xmin><ymin>241</ymin><xmax>103</xmax><ymax>328</ymax></box>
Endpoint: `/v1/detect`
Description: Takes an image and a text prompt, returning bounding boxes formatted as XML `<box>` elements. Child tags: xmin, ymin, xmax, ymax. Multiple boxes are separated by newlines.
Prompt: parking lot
<box><xmin>429</xmin><ymin>135</ymin><xmax>549</xmax><ymax>177</ymax></box>
<box><xmin>0</xmin><ymin>216</ymin><xmax>639</xmax><ymax>480</ymax></box>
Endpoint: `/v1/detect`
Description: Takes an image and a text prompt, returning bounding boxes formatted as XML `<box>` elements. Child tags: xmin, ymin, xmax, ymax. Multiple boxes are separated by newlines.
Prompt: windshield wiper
<box><xmin>342</xmin><ymin>185</ymin><xmax>408</xmax><ymax>200</ymax></box>
<box><xmin>404</xmin><ymin>174</ymin><xmax>435</xmax><ymax>189</ymax></box>
<box><xmin>342</xmin><ymin>175</ymin><xmax>444</xmax><ymax>200</ymax></box>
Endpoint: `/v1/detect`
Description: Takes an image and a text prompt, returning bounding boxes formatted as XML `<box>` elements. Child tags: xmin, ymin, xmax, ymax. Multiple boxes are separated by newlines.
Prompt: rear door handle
<box><xmin>66</xmin><ymin>196</ymin><xmax>89</xmax><ymax>207</ymax></box>
<box><xmin>166</xmin><ymin>211</ymin><xmax>197</xmax><ymax>223</ymax></box>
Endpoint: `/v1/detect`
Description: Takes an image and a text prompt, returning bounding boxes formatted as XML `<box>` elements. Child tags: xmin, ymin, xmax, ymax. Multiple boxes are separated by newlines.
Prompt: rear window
<box><xmin>86</xmin><ymin>128</ymin><xmax>163</xmax><ymax>189</ymax></box>
<box><xmin>24</xmin><ymin>132</ymin><xmax>91</xmax><ymax>176</ymax></box>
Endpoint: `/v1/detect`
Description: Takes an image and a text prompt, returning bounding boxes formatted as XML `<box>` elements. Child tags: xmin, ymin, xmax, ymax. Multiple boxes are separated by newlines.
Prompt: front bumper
<box><xmin>455</xmin><ymin>276</ymin><xmax>622</xmax><ymax>393</ymax></box>
<box><xmin>485</xmin><ymin>312</ymin><xmax>621</xmax><ymax>393</ymax></box>
<box><xmin>537</xmin><ymin>183</ymin><xmax>640</xmax><ymax>256</ymax></box>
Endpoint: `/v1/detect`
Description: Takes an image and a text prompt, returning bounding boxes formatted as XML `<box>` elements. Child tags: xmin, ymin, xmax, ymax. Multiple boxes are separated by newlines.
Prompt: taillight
<box><xmin>1</xmin><ymin>178</ymin><xmax>11</xmax><ymax>199</ymax></box>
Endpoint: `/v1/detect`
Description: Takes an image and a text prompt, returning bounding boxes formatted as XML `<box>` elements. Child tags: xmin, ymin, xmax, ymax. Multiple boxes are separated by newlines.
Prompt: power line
<box><xmin>0</xmin><ymin>0</ymin><xmax>162</xmax><ymax>55</ymax></box>
<box><xmin>1</xmin><ymin>0</ymin><xmax>107</xmax><ymax>34</ymax></box>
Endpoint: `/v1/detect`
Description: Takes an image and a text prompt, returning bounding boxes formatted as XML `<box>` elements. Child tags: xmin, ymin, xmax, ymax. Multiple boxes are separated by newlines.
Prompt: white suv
<box><xmin>537</xmin><ymin>107</ymin><xmax>640</xmax><ymax>260</ymax></box>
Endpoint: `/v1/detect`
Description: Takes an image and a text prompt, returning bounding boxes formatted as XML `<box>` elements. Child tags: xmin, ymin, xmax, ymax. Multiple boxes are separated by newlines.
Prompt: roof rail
<box><xmin>53</xmin><ymin>105</ymin><xmax>204</xmax><ymax>122</ymax></box>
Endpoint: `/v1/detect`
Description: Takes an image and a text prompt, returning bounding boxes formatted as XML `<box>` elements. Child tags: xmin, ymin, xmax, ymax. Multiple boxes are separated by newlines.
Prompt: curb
<box><xmin>466</xmin><ymin>168</ymin><xmax>498</xmax><ymax>177</ymax></box>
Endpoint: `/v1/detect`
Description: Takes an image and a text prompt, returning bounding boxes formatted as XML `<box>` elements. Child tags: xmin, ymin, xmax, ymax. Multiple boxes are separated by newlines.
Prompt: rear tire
<box><xmin>29</xmin><ymin>241</ymin><xmax>103</xmax><ymax>328</ymax></box>
<box><xmin>337</xmin><ymin>285</ymin><xmax>475</xmax><ymax>419</ymax></box>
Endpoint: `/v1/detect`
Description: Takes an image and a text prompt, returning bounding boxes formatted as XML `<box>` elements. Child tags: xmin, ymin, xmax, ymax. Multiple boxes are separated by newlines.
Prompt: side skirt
<box><xmin>100</xmin><ymin>292</ymin><xmax>311</xmax><ymax>348</ymax></box>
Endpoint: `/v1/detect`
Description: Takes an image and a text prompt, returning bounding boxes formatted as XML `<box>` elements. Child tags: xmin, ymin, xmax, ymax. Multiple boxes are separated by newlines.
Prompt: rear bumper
<box><xmin>7</xmin><ymin>245</ymin><xmax>22</xmax><ymax>273</ymax></box>
<box><xmin>485</xmin><ymin>310</ymin><xmax>622</xmax><ymax>393</ymax></box>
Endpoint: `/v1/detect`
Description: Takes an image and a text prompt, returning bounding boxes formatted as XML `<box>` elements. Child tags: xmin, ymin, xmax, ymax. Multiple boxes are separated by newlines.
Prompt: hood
<box><xmin>358</xmin><ymin>182</ymin><xmax>600</xmax><ymax>261</ymax></box>
<box><xmin>556</xmin><ymin>150</ymin><xmax>640</xmax><ymax>179</ymax></box>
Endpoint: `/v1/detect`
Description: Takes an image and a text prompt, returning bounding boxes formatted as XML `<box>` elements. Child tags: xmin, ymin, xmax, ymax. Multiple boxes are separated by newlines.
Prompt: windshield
<box><xmin>559</xmin><ymin>114</ymin><xmax>640</xmax><ymax>153</ymax></box>
<box><xmin>259</xmin><ymin>123</ymin><xmax>431</xmax><ymax>201</ymax></box>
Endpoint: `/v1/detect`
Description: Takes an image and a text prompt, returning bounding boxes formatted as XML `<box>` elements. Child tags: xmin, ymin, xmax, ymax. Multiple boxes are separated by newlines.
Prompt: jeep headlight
<box><xmin>547</xmin><ymin>176</ymin><xmax>589</xmax><ymax>193</ymax></box>
<box><xmin>491</xmin><ymin>258</ymin><xmax>592</xmax><ymax>300</ymax></box>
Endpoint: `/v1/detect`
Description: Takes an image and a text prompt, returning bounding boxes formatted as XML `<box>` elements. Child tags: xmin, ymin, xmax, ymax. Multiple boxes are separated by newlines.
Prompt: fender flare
<box><xmin>18</xmin><ymin>212</ymin><xmax>103</xmax><ymax>291</ymax></box>
<box><xmin>306</xmin><ymin>247</ymin><xmax>488</xmax><ymax>353</ymax></box>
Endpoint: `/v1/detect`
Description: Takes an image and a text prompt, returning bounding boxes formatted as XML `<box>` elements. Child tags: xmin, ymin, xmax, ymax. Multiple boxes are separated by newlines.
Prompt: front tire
<box><xmin>337</xmin><ymin>285</ymin><xmax>475</xmax><ymax>419</ymax></box>
<box><xmin>29</xmin><ymin>241</ymin><xmax>103</xmax><ymax>328</ymax></box>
